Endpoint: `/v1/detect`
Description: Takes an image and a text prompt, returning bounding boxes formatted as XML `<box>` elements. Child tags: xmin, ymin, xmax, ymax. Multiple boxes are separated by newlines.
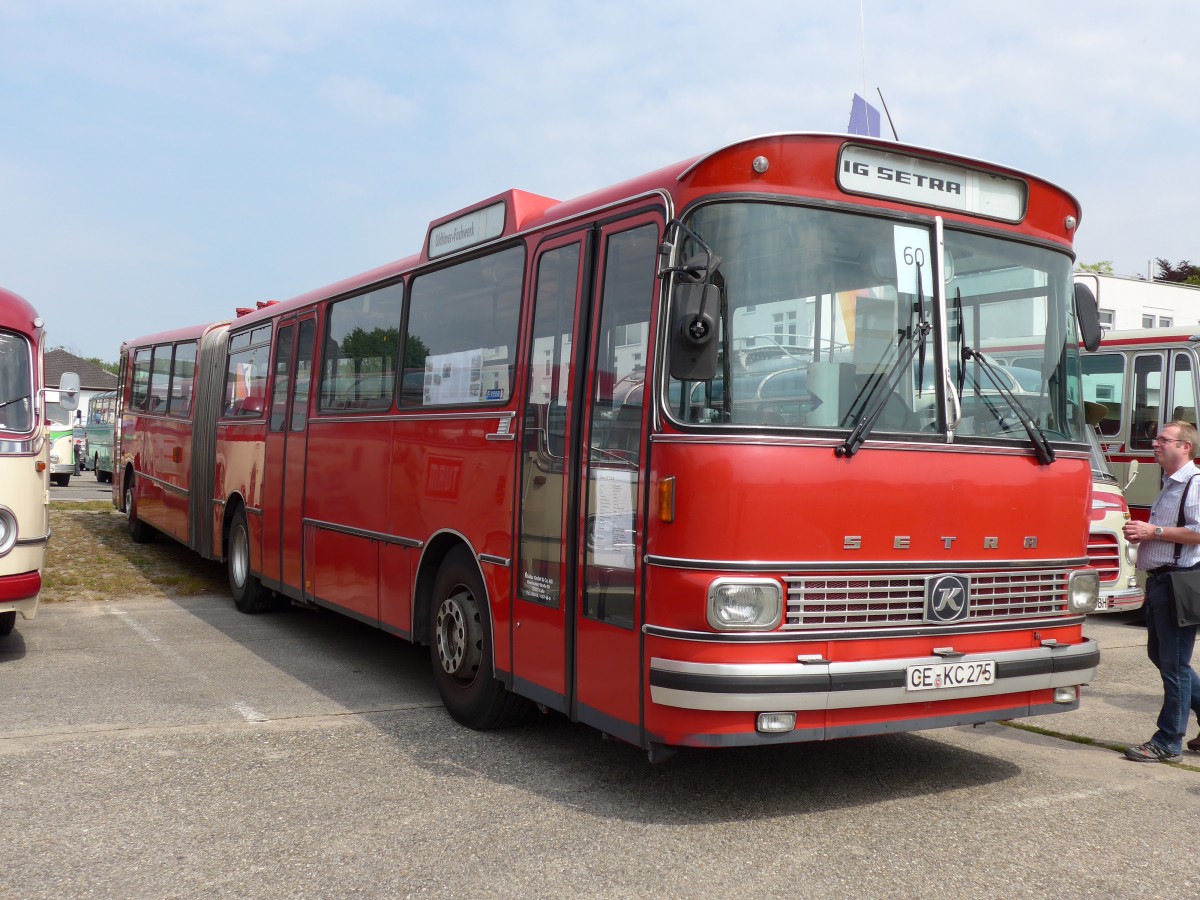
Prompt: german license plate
<box><xmin>906</xmin><ymin>660</ymin><xmax>995</xmax><ymax>691</ymax></box>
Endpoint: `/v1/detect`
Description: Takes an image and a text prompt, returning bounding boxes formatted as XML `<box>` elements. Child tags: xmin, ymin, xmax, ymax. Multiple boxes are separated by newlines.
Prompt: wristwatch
<box><xmin>1154</xmin><ymin>526</ymin><xmax>1164</xmax><ymax>537</ymax></box>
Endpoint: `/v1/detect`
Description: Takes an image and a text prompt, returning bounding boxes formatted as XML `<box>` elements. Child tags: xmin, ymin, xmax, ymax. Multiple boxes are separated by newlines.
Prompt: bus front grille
<box><xmin>783</xmin><ymin>570</ymin><xmax>1070</xmax><ymax>628</ymax></box>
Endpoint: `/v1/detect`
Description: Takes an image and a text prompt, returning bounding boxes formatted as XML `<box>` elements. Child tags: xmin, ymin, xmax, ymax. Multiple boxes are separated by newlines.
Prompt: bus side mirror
<box><xmin>58</xmin><ymin>372</ymin><xmax>80</xmax><ymax>412</ymax></box>
<box><xmin>1125</xmin><ymin>459</ymin><xmax>1139</xmax><ymax>492</ymax></box>
<box><xmin>668</xmin><ymin>282</ymin><xmax>719</xmax><ymax>382</ymax></box>
<box><xmin>1074</xmin><ymin>282</ymin><xmax>1102</xmax><ymax>352</ymax></box>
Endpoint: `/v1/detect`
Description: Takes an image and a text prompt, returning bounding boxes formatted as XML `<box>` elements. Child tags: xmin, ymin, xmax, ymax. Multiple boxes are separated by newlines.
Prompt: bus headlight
<box><xmin>706</xmin><ymin>578</ymin><xmax>782</xmax><ymax>631</ymax></box>
<box><xmin>1067</xmin><ymin>569</ymin><xmax>1100</xmax><ymax>614</ymax></box>
<box><xmin>49</xmin><ymin>452</ymin><xmax>60</xmax><ymax>464</ymax></box>
<box><xmin>1125</xmin><ymin>541</ymin><xmax>1138</xmax><ymax>566</ymax></box>
<box><xmin>0</xmin><ymin>506</ymin><xmax>17</xmax><ymax>557</ymax></box>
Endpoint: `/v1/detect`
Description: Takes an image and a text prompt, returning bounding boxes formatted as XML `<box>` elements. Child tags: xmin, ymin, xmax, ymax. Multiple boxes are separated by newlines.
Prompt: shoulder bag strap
<box><xmin>1172</xmin><ymin>473</ymin><xmax>1199</xmax><ymax>564</ymax></box>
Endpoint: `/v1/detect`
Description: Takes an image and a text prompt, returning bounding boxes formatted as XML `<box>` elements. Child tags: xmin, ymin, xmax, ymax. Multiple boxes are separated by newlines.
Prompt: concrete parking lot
<box><xmin>3</xmin><ymin>590</ymin><xmax>1198</xmax><ymax>899</ymax></box>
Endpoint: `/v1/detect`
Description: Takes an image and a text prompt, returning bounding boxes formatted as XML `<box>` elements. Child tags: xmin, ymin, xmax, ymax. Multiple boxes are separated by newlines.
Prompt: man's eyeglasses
<box><xmin>1152</xmin><ymin>436</ymin><xmax>1188</xmax><ymax>446</ymax></box>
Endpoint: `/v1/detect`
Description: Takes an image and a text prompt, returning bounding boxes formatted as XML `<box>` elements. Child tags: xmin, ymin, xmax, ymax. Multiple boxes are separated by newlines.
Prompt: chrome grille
<box><xmin>1086</xmin><ymin>533</ymin><xmax>1121</xmax><ymax>584</ymax></box>
<box><xmin>784</xmin><ymin>569</ymin><xmax>1070</xmax><ymax>628</ymax></box>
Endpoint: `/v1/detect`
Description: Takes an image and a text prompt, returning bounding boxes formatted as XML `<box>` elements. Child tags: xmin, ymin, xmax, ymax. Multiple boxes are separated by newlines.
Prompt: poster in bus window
<box><xmin>424</xmin><ymin>349</ymin><xmax>482</xmax><ymax>404</ymax></box>
<box><xmin>591</xmin><ymin>468</ymin><xmax>636</xmax><ymax>570</ymax></box>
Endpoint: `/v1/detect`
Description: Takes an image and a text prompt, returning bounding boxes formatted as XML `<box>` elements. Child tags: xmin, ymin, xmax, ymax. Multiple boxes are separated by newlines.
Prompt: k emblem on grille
<box><xmin>925</xmin><ymin>574</ymin><xmax>970</xmax><ymax>623</ymax></box>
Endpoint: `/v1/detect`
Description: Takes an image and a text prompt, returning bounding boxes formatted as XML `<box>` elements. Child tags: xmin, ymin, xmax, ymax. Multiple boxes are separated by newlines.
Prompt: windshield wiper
<box><xmin>961</xmin><ymin>346</ymin><xmax>1055</xmax><ymax>465</ymax></box>
<box><xmin>837</xmin><ymin>274</ymin><xmax>931</xmax><ymax>459</ymax></box>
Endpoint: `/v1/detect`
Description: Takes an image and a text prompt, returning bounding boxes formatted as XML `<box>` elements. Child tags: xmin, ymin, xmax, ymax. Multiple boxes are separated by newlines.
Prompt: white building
<box><xmin>1074</xmin><ymin>272</ymin><xmax>1200</xmax><ymax>332</ymax></box>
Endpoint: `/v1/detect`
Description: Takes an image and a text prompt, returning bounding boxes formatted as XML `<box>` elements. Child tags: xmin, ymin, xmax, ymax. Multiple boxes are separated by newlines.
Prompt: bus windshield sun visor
<box><xmin>836</xmin><ymin>266</ymin><xmax>930</xmax><ymax>460</ymax></box>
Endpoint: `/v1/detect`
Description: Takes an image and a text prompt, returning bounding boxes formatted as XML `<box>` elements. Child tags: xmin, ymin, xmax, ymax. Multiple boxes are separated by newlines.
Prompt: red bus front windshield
<box><xmin>666</xmin><ymin>202</ymin><xmax>1085</xmax><ymax>447</ymax></box>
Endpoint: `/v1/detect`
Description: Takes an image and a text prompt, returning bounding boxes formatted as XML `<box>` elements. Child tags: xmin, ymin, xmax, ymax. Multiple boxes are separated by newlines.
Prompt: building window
<box><xmin>1160</xmin><ymin>317</ymin><xmax>1173</xmax><ymax>328</ymax></box>
<box><xmin>1098</xmin><ymin>308</ymin><xmax>1115</xmax><ymax>330</ymax></box>
<box><xmin>1142</xmin><ymin>314</ymin><xmax>1156</xmax><ymax>329</ymax></box>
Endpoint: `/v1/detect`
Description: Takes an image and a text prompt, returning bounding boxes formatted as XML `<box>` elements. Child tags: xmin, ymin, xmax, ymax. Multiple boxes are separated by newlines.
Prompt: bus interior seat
<box><xmin>1173</xmin><ymin>406</ymin><xmax>1197</xmax><ymax>426</ymax></box>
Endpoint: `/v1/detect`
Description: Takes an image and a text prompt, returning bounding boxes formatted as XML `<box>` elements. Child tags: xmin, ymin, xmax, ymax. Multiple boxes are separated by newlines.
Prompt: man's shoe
<box><xmin>1187</xmin><ymin>734</ymin><xmax>1200</xmax><ymax>753</ymax></box>
<box><xmin>1124</xmin><ymin>741</ymin><xmax>1183</xmax><ymax>763</ymax></box>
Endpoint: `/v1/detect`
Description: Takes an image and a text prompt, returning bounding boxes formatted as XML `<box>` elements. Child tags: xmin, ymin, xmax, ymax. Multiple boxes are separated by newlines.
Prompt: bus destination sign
<box><xmin>837</xmin><ymin>145</ymin><xmax>1026</xmax><ymax>222</ymax></box>
<box><xmin>428</xmin><ymin>201</ymin><xmax>507</xmax><ymax>259</ymax></box>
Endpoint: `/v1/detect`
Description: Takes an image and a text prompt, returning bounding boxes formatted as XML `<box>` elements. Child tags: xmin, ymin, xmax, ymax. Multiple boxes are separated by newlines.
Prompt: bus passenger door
<box><xmin>262</xmin><ymin>315</ymin><xmax>316</xmax><ymax>595</ymax></box>
<box><xmin>513</xmin><ymin>234</ymin><xmax>590</xmax><ymax>711</ymax></box>
<box><xmin>574</xmin><ymin>216</ymin><xmax>661</xmax><ymax>745</ymax></box>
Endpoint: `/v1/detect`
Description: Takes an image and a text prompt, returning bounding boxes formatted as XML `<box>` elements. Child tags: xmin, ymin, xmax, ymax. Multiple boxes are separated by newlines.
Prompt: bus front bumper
<box><xmin>0</xmin><ymin>570</ymin><xmax>42</xmax><ymax>619</ymax></box>
<box><xmin>649</xmin><ymin>638</ymin><xmax>1099</xmax><ymax>712</ymax></box>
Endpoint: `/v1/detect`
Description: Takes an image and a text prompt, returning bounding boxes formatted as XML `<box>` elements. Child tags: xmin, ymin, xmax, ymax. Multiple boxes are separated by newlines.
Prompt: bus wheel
<box><xmin>125</xmin><ymin>480</ymin><xmax>155</xmax><ymax>544</ymax></box>
<box><xmin>429</xmin><ymin>547</ymin><xmax>527</xmax><ymax>729</ymax></box>
<box><xmin>0</xmin><ymin>611</ymin><xmax>15</xmax><ymax>637</ymax></box>
<box><xmin>228</xmin><ymin>508</ymin><xmax>269</xmax><ymax>614</ymax></box>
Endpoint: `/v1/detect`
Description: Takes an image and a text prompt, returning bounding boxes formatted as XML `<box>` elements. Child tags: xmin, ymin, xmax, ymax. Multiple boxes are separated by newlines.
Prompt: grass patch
<box><xmin>43</xmin><ymin>503</ymin><xmax>227</xmax><ymax>603</ymax></box>
<box><xmin>1003</xmin><ymin>720</ymin><xmax>1200</xmax><ymax>771</ymax></box>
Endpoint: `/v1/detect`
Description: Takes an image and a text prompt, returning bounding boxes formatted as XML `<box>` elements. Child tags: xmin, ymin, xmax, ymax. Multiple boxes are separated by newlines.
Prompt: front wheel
<box><xmin>0</xmin><ymin>610</ymin><xmax>15</xmax><ymax>637</ymax></box>
<box><xmin>429</xmin><ymin>547</ymin><xmax>528</xmax><ymax>729</ymax></box>
<box><xmin>227</xmin><ymin>508</ymin><xmax>271</xmax><ymax>613</ymax></box>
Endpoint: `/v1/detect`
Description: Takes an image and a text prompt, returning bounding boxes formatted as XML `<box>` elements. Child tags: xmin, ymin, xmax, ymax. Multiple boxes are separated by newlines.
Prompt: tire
<box><xmin>52</xmin><ymin>474</ymin><xmax>69</xmax><ymax>487</ymax></box>
<box><xmin>0</xmin><ymin>610</ymin><xmax>15</xmax><ymax>637</ymax></box>
<box><xmin>429</xmin><ymin>547</ymin><xmax>528</xmax><ymax>729</ymax></box>
<box><xmin>227</xmin><ymin>507</ymin><xmax>271</xmax><ymax>613</ymax></box>
<box><xmin>124</xmin><ymin>479</ymin><xmax>155</xmax><ymax>544</ymax></box>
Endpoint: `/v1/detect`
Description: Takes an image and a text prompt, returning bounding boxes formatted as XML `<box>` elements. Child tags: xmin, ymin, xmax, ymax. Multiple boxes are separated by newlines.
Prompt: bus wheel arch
<box><xmin>420</xmin><ymin>539</ymin><xmax>527</xmax><ymax>729</ymax></box>
<box><xmin>224</xmin><ymin>498</ymin><xmax>271</xmax><ymax>614</ymax></box>
<box><xmin>123</xmin><ymin>468</ymin><xmax>155</xmax><ymax>544</ymax></box>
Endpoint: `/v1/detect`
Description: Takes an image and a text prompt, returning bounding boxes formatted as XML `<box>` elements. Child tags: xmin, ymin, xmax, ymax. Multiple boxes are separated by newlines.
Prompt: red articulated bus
<box><xmin>115</xmin><ymin>133</ymin><xmax>1103</xmax><ymax>757</ymax></box>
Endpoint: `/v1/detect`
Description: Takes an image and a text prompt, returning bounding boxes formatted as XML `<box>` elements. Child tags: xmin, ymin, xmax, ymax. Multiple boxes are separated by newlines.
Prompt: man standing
<box><xmin>1122</xmin><ymin>420</ymin><xmax>1200</xmax><ymax>762</ymax></box>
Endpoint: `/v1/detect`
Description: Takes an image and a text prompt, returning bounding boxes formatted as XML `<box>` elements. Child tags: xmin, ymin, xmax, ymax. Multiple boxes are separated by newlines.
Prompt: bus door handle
<box><xmin>487</xmin><ymin>417</ymin><xmax>516</xmax><ymax>441</ymax></box>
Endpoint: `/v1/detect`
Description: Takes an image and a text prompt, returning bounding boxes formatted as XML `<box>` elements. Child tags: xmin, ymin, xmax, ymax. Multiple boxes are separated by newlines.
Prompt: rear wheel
<box><xmin>0</xmin><ymin>610</ymin><xmax>15</xmax><ymax>637</ymax></box>
<box><xmin>52</xmin><ymin>474</ymin><xmax>69</xmax><ymax>487</ymax></box>
<box><xmin>429</xmin><ymin>547</ymin><xmax>528</xmax><ymax>729</ymax></box>
<box><xmin>227</xmin><ymin>508</ymin><xmax>271</xmax><ymax>613</ymax></box>
<box><xmin>124</xmin><ymin>478</ymin><xmax>155</xmax><ymax>544</ymax></box>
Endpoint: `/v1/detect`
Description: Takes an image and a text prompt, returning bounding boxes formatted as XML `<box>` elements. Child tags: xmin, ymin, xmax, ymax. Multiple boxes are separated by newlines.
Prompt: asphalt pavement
<box><xmin>2</xmin><ymin>593</ymin><xmax>1198</xmax><ymax>899</ymax></box>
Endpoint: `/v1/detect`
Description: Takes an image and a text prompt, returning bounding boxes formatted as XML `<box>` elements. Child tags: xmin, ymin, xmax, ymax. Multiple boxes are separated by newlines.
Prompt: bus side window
<box><xmin>1130</xmin><ymin>352</ymin><xmax>1164</xmax><ymax>451</ymax></box>
<box><xmin>1169</xmin><ymin>352</ymin><xmax>1196</xmax><ymax>431</ymax></box>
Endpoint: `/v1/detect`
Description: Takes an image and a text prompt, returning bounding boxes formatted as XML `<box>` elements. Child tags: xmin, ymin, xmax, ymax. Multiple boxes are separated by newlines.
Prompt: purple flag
<box><xmin>847</xmin><ymin>93</ymin><xmax>881</xmax><ymax>137</ymax></box>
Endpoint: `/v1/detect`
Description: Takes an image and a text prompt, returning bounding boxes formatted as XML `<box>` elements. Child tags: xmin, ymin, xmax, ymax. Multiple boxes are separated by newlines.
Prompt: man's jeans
<box><xmin>1145</xmin><ymin>570</ymin><xmax>1200</xmax><ymax>753</ymax></box>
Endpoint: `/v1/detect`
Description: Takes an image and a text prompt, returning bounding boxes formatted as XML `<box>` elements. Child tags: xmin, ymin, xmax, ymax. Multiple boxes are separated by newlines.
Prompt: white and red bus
<box><xmin>1082</xmin><ymin>325</ymin><xmax>1200</xmax><ymax>521</ymax></box>
<box><xmin>115</xmin><ymin>133</ymin><xmax>1103</xmax><ymax>755</ymax></box>
<box><xmin>1</xmin><ymin>288</ymin><xmax>78</xmax><ymax>636</ymax></box>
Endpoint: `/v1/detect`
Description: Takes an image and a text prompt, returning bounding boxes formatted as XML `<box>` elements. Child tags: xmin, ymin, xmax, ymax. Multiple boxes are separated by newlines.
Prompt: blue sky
<box><xmin>2</xmin><ymin>0</ymin><xmax>1196</xmax><ymax>362</ymax></box>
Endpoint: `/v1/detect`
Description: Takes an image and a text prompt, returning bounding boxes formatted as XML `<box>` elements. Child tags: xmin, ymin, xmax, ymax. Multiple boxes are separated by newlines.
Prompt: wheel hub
<box><xmin>435</xmin><ymin>587</ymin><xmax>482</xmax><ymax>681</ymax></box>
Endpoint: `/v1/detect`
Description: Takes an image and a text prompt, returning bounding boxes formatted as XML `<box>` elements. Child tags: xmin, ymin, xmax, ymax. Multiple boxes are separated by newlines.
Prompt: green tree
<box><xmin>1076</xmin><ymin>261</ymin><xmax>1114</xmax><ymax>275</ymax></box>
<box><xmin>1155</xmin><ymin>259</ymin><xmax>1200</xmax><ymax>283</ymax></box>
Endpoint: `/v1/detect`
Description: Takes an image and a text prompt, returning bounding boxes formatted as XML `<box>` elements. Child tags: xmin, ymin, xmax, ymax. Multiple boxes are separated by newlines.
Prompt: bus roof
<box><xmin>119</xmin><ymin>319</ymin><xmax>232</xmax><ymax>354</ymax></box>
<box><xmin>0</xmin><ymin>287</ymin><xmax>42</xmax><ymax>339</ymax></box>
<box><xmin>1097</xmin><ymin>325</ymin><xmax>1200</xmax><ymax>347</ymax></box>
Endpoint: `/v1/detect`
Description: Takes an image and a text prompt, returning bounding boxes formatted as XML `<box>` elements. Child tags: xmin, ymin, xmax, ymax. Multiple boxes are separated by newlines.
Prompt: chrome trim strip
<box><xmin>478</xmin><ymin>554</ymin><xmax>511</xmax><ymax>567</ymax></box>
<box><xmin>302</xmin><ymin>517</ymin><xmax>422</xmax><ymax>548</ymax></box>
<box><xmin>644</xmin><ymin>555</ymin><xmax>1090</xmax><ymax>573</ymax></box>
<box><xmin>307</xmin><ymin>409</ymin><xmax>511</xmax><ymax>425</ymax></box>
<box><xmin>486</xmin><ymin>433</ymin><xmax>517</xmax><ymax>442</ymax></box>
<box><xmin>133</xmin><ymin>470</ymin><xmax>189</xmax><ymax>498</ymax></box>
<box><xmin>648</xmin><ymin>432</ymin><xmax>1090</xmax><ymax>457</ymax></box>
<box><xmin>643</xmin><ymin>615</ymin><xmax>1086</xmax><ymax>643</ymax></box>
<box><xmin>15</xmin><ymin>533</ymin><xmax>51</xmax><ymax>547</ymax></box>
<box><xmin>648</xmin><ymin>640</ymin><xmax>1098</xmax><ymax>712</ymax></box>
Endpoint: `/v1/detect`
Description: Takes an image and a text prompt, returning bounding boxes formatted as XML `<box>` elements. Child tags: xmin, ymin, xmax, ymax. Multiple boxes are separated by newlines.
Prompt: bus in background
<box><xmin>85</xmin><ymin>389</ymin><xmax>117</xmax><ymax>483</ymax></box>
<box><xmin>45</xmin><ymin>404</ymin><xmax>76</xmax><ymax>487</ymax></box>
<box><xmin>1081</xmin><ymin>326</ymin><xmax>1200</xmax><ymax>519</ymax></box>
<box><xmin>0</xmin><ymin>287</ymin><xmax>78</xmax><ymax>636</ymax></box>
<box><xmin>116</xmin><ymin>133</ymin><xmax>1102</xmax><ymax>756</ymax></box>
<box><xmin>1083</xmin><ymin>402</ymin><xmax>1141</xmax><ymax>611</ymax></box>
